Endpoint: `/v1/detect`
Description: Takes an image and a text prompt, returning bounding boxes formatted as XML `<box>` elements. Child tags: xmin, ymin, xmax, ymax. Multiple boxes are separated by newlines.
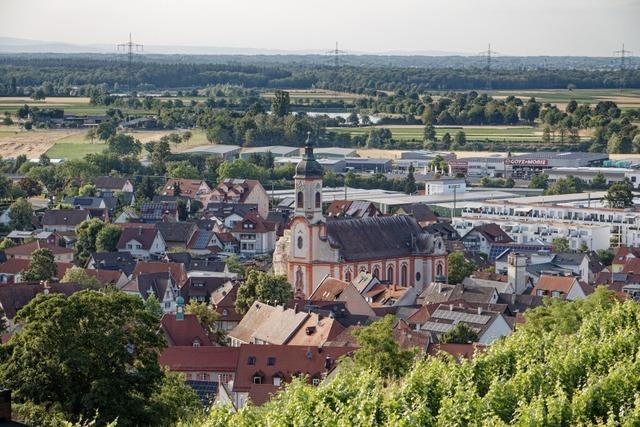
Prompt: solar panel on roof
<box><xmin>193</xmin><ymin>231</ymin><xmax>213</xmax><ymax>249</ymax></box>
<box><xmin>186</xmin><ymin>380</ymin><xmax>219</xmax><ymax>405</ymax></box>
<box><xmin>432</xmin><ymin>309</ymin><xmax>491</xmax><ymax>325</ymax></box>
<box><xmin>422</xmin><ymin>321</ymin><xmax>454</xmax><ymax>333</ymax></box>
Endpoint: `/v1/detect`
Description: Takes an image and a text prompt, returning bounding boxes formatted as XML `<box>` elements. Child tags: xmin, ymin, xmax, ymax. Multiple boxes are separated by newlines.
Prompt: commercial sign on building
<box><xmin>504</xmin><ymin>158</ymin><xmax>549</xmax><ymax>166</ymax></box>
<box><xmin>448</xmin><ymin>160</ymin><xmax>469</xmax><ymax>167</ymax></box>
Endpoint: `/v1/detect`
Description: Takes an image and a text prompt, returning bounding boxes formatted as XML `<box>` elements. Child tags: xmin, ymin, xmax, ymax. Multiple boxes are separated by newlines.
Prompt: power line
<box><xmin>478</xmin><ymin>43</ymin><xmax>498</xmax><ymax>90</ymax></box>
<box><xmin>614</xmin><ymin>43</ymin><xmax>633</xmax><ymax>89</ymax></box>
<box><xmin>326</xmin><ymin>41</ymin><xmax>347</xmax><ymax>68</ymax></box>
<box><xmin>117</xmin><ymin>33</ymin><xmax>143</xmax><ymax>95</ymax></box>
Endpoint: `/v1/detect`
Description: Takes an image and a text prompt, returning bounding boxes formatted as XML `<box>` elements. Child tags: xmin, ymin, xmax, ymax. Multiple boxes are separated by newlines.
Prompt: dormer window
<box><xmin>222</xmin><ymin>309</ymin><xmax>229</xmax><ymax>316</ymax></box>
<box><xmin>193</xmin><ymin>338</ymin><xmax>201</xmax><ymax>348</ymax></box>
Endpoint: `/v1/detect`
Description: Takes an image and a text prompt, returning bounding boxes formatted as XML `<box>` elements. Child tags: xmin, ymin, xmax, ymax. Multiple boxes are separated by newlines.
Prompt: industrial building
<box><xmin>506</xmin><ymin>152</ymin><xmax>608</xmax><ymax>178</ymax></box>
<box><xmin>240</xmin><ymin>146</ymin><xmax>300</xmax><ymax>159</ymax></box>
<box><xmin>345</xmin><ymin>157</ymin><xmax>392</xmax><ymax>173</ymax></box>
<box><xmin>182</xmin><ymin>145</ymin><xmax>241</xmax><ymax>160</ymax></box>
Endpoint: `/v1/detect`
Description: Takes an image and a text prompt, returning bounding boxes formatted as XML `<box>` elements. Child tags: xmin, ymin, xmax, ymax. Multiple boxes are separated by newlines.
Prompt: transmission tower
<box><xmin>614</xmin><ymin>43</ymin><xmax>633</xmax><ymax>89</ymax></box>
<box><xmin>478</xmin><ymin>43</ymin><xmax>498</xmax><ymax>90</ymax></box>
<box><xmin>117</xmin><ymin>33</ymin><xmax>143</xmax><ymax>95</ymax></box>
<box><xmin>326</xmin><ymin>41</ymin><xmax>347</xmax><ymax>68</ymax></box>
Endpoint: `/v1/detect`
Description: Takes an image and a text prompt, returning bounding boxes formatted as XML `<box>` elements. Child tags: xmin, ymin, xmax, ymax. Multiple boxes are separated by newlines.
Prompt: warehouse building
<box><xmin>506</xmin><ymin>152</ymin><xmax>608</xmax><ymax>178</ymax></box>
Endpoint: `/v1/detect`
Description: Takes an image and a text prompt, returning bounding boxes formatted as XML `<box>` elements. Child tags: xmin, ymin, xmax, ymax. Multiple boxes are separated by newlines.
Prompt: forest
<box><xmin>1</xmin><ymin>54</ymin><xmax>639</xmax><ymax>95</ymax></box>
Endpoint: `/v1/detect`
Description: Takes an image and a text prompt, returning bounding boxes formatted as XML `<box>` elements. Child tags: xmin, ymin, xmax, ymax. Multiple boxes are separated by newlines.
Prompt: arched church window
<box><xmin>387</xmin><ymin>265</ymin><xmax>394</xmax><ymax>283</ymax></box>
<box><xmin>400</xmin><ymin>265</ymin><xmax>407</xmax><ymax>286</ymax></box>
<box><xmin>345</xmin><ymin>269</ymin><xmax>352</xmax><ymax>282</ymax></box>
<box><xmin>315</xmin><ymin>191</ymin><xmax>321</xmax><ymax>209</ymax></box>
<box><xmin>373</xmin><ymin>267</ymin><xmax>380</xmax><ymax>278</ymax></box>
<box><xmin>436</xmin><ymin>263</ymin><xmax>444</xmax><ymax>277</ymax></box>
<box><xmin>297</xmin><ymin>236</ymin><xmax>303</xmax><ymax>249</ymax></box>
<box><xmin>297</xmin><ymin>191</ymin><xmax>303</xmax><ymax>208</ymax></box>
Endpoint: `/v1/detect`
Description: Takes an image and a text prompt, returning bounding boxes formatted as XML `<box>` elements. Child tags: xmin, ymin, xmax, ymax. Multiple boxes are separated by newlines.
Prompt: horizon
<box><xmin>0</xmin><ymin>0</ymin><xmax>638</xmax><ymax>57</ymax></box>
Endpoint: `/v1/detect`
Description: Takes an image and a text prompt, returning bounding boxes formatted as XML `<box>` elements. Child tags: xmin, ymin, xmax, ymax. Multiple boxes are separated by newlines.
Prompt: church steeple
<box><xmin>294</xmin><ymin>132</ymin><xmax>324</xmax><ymax>223</ymax></box>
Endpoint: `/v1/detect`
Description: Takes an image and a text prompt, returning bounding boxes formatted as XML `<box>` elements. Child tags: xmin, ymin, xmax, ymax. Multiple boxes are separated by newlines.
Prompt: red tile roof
<box><xmin>161</xmin><ymin>314</ymin><xmax>214</xmax><ymax>347</ymax></box>
<box><xmin>234</xmin><ymin>344</ymin><xmax>355</xmax><ymax>393</ymax></box>
<box><xmin>309</xmin><ymin>277</ymin><xmax>349</xmax><ymax>301</ymax></box>
<box><xmin>162</xmin><ymin>179</ymin><xmax>210</xmax><ymax>199</ymax></box>
<box><xmin>532</xmin><ymin>275</ymin><xmax>577</xmax><ymax>296</ymax></box>
<box><xmin>132</xmin><ymin>261</ymin><xmax>188</xmax><ymax>287</ymax></box>
<box><xmin>231</xmin><ymin>210</ymin><xmax>275</xmax><ymax>233</ymax></box>
<box><xmin>159</xmin><ymin>346</ymin><xmax>239</xmax><ymax>372</ymax></box>
<box><xmin>116</xmin><ymin>226</ymin><xmax>160</xmax><ymax>250</ymax></box>
<box><xmin>4</xmin><ymin>241</ymin><xmax>73</xmax><ymax>256</ymax></box>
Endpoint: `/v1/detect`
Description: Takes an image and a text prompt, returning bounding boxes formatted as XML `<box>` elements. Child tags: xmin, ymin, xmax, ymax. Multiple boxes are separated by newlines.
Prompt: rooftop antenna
<box><xmin>478</xmin><ymin>43</ymin><xmax>498</xmax><ymax>90</ymax></box>
<box><xmin>326</xmin><ymin>41</ymin><xmax>347</xmax><ymax>68</ymax></box>
<box><xmin>117</xmin><ymin>33</ymin><xmax>143</xmax><ymax>95</ymax></box>
<box><xmin>614</xmin><ymin>43</ymin><xmax>633</xmax><ymax>90</ymax></box>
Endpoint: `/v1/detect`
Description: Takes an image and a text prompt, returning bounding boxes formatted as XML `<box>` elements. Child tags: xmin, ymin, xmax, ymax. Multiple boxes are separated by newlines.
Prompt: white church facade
<box><xmin>273</xmin><ymin>139</ymin><xmax>448</xmax><ymax>298</ymax></box>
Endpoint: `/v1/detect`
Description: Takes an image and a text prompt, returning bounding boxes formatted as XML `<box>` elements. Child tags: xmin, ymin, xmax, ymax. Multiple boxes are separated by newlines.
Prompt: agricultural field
<box><xmin>261</xmin><ymin>89</ymin><xmax>364</xmax><ymax>101</ymax></box>
<box><xmin>328</xmin><ymin>125</ymin><xmax>591</xmax><ymax>142</ymax></box>
<box><xmin>0</xmin><ymin>97</ymin><xmax>154</xmax><ymax>116</ymax></box>
<box><xmin>488</xmin><ymin>88</ymin><xmax>640</xmax><ymax>110</ymax></box>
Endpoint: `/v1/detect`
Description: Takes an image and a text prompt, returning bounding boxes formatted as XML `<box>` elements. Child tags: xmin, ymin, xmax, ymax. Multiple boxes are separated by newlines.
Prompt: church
<box><xmin>273</xmin><ymin>139</ymin><xmax>448</xmax><ymax>298</ymax></box>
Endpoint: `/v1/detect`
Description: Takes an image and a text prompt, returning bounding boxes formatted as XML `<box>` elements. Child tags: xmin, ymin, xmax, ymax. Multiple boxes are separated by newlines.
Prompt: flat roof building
<box><xmin>313</xmin><ymin>147</ymin><xmax>357</xmax><ymax>159</ymax></box>
<box><xmin>274</xmin><ymin>157</ymin><xmax>346</xmax><ymax>173</ymax></box>
<box><xmin>345</xmin><ymin>157</ymin><xmax>392</xmax><ymax>173</ymax></box>
<box><xmin>183</xmin><ymin>145</ymin><xmax>241</xmax><ymax>160</ymax></box>
<box><xmin>240</xmin><ymin>146</ymin><xmax>300</xmax><ymax>159</ymax></box>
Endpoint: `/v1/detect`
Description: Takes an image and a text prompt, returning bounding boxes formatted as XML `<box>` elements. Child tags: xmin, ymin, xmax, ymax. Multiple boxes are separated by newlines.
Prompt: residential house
<box><xmin>417</xmin><ymin>282</ymin><xmax>500</xmax><ymax>306</ymax></box>
<box><xmin>461</xmin><ymin>223</ymin><xmax>513</xmax><ymax>255</ymax></box>
<box><xmin>87</xmin><ymin>251</ymin><xmax>136</xmax><ymax>276</ymax></box>
<box><xmin>210</xmin><ymin>281</ymin><xmax>243</xmax><ymax>331</ymax></box>
<box><xmin>228</xmin><ymin>302</ymin><xmax>308</xmax><ymax>347</ymax></box>
<box><xmin>612</xmin><ymin>246</ymin><xmax>640</xmax><ymax>272</ymax></box>
<box><xmin>550</xmin><ymin>252</ymin><xmax>605</xmax><ymax>284</ymax></box>
<box><xmin>326</xmin><ymin>200</ymin><xmax>381</xmax><ymax>219</ymax></box>
<box><xmin>222</xmin><ymin>344</ymin><xmax>354</xmax><ymax>409</ymax></box>
<box><xmin>0</xmin><ymin>282</ymin><xmax>84</xmax><ymax>323</ymax></box>
<box><xmin>95</xmin><ymin>175</ymin><xmax>134</xmax><ymax>193</ymax></box>
<box><xmin>159</xmin><ymin>346</ymin><xmax>239</xmax><ymax>385</ymax></box>
<box><xmin>531</xmin><ymin>274</ymin><xmax>593</xmax><ymax>300</ymax></box>
<box><xmin>3</xmin><ymin>241</ymin><xmax>73</xmax><ymax>263</ymax></box>
<box><xmin>396</xmin><ymin>204</ymin><xmax>438</xmax><ymax>227</ymax></box>
<box><xmin>139</xmin><ymin>201</ymin><xmax>179</xmax><ymax>223</ymax></box>
<box><xmin>231</xmin><ymin>210</ymin><xmax>276</xmax><ymax>256</ymax></box>
<box><xmin>204</xmin><ymin>203</ymin><xmax>256</xmax><ymax>229</ymax></box>
<box><xmin>181</xmin><ymin>276</ymin><xmax>228</xmax><ymax>304</ymax></box>
<box><xmin>161</xmin><ymin>179</ymin><xmax>212</xmax><ymax>204</ymax></box>
<box><xmin>157</xmin><ymin>222</ymin><xmax>198</xmax><ymax>251</ymax></box>
<box><xmin>121</xmin><ymin>271</ymin><xmax>180</xmax><ymax>313</ymax></box>
<box><xmin>0</xmin><ymin>259</ymin><xmax>74</xmax><ymax>283</ymax></box>
<box><xmin>285</xmin><ymin>311</ymin><xmax>346</xmax><ymax>347</ymax></box>
<box><xmin>131</xmin><ymin>261</ymin><xmax>189</xmax><ymax>289</ymax></box>
<box><xmin>210</xmin><ymin>179</ymin><xmax>269</xmax><ymax>218</ymax></box>
<box><xmin>161</xmin><ymin>312</ymin><xmax>214</xmax><ymax>347</ymax></box>
<box><xmin>6</xmin><ymin>230</ymin><xmax>57</xmax><ymax>245</ymax></box>
<box><xmin>116</xmin><ymin>225</ymin><xmax>166</xmax><ymax>260</ymax></box>
<box><xmin>42</xmin><ymin>209</ymin><xmax>90</xmax><ymax>233</ymax></box>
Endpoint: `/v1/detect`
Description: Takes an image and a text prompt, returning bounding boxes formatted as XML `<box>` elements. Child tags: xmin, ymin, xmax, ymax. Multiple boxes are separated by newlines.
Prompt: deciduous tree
<box><xmin>235</xmin><ymin>270</ymin><xmax>293</xmax><ymax>314</ymax></box>
<box><xmin>22</xmin><ymin>248</ymin><xmax>57</xmax><ymax>282</ymax></box>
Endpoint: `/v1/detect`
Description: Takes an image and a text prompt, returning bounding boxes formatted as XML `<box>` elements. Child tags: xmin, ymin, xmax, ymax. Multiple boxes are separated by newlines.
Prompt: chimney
<box><xmin>437</xmin><ymin>282</ymin><xmax>442</xmax><ymax>293</ymax></box>
<box><xmin>477</xmin><ymin>306</ymin><xmax>482</xmax><ymax>315</ymax></box>
<box><xmin>324</xmin><ymin>356</ymin><xmax>332</xmax><ymax>370</ymax></box>
<box><xmin>293</xmin><ymin>303</ymin><xmax>299</xmax><ymax>313</ymax></box>
<box><xmin>449</xmin><ymin>304</ymin><xmax>453</xmax><ymax>311</ymax></box>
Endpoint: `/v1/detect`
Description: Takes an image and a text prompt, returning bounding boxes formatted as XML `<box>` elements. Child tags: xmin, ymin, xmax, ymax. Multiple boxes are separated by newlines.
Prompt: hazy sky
<box><xmin>1</xmin><ymin>0</ymin><xmax>638</xmax><ymax>56</ymax></box>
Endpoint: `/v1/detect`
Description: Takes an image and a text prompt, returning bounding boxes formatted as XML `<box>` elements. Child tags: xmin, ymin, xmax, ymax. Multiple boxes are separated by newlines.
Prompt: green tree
<box><xmin>96</xmin><ymin>121</ymin><xmax>117</xmax><ymax>141</ymax></box>
<box><xmin>529</xmin><ymin>173</ymin><xmax>549</xmax><ymax>189</ymax></box>
<box><xmin>9</xmin><ymin>197</ymin><xmax>33</xmax><ymax>231</ymax></box>
<box><xmin>225</xmin><ymin>255</ymin><xmax>246</xmax><ymax>278</ymax></box>
<box><xmin>61</xmin><ymin>266</ymin><xmax>102</xmax><ymax>290</ymax></box>
<box><xmin>454</xmin><ymin>131</ymin><xmax>466</xmax><ymax>147</ymax></box>
<box><xmin>604</xmin><ymin>180</ymin><xmax>634</xmax><ymax>208</ymax></box>
<box><xmin>271</xmin><ymin>90</ymin><xmax>291</xmax><ymax>117</ymax></box>
<box><xmin>352</xmin><ymin>315</ymin><xmax>415</xmax><ymax>379</ymax></box>
<box><xmin>423</xmin><ymin>123</ymin><xmax>436</xmax><ymax>142</ymax></box>
<box><xmin>0</xmin><ymin>238</ymin><xmax>14</xmax><ymax>250</ymax></box>
<box><xmin>607</xmin><ymin>133</ymin><xmax>633</xmax><ymax>154</ymax></box>
<box><xmin>545</xmin><ymin>176</ymin><xmax>584</xmax><ymax>195</ymax></box>
<box><xmin>447</xmin><ymin>252</ymin><xmax>476</xmax><ymax>285</ymax></box>
<box><xmin>404</xmin><ymin>163</ymin><xmax>417</xmax><ymax>194</ymax></box>
<box><xmin>441</xmin><ymin>132</ymin><xmax>452</xmax><ymax>149</ymax></box>
<box><xmin>552</xmin><ymin>236</ymin><xmax>570</xmax><ymax>252</ymax></box>
<box><xmin>95</xmin><ymin>224</ymin><xmax>123</xmax><ymax>252</ymax></box>
<box><xmin>75</xmin><ymin>218</ymin><xmax>105</xmax><ymax>264</ymax></box>
<box><xmin>167</xmin><ymin>161</ymin><xmax>201</xmax><ymax>179</ymax></box>
<box><xmin>17</xmin><ymin>176</ymin><xmax>42</xmax><ymax>197</ymax></box>
<box><xmin>108</xmin><ymin>133</ymin><xmax>142</xmax><ymax>156</ymax></box>
<box><xmin>235</xmin><ymin>270</ymin><xmax>293</xmax><ymax>315</ymax></box>
<box><xmin>185</xmin><ymin>300</ymin><xmax>225</xmax><ymax>343</ymax></box>
<box><xmin>78</xmin><ymin>183</ymin><xmax>96</xmax><ymax>196</ymax></box>
<box><xmin>144</xmin><ymin>294</ymin><xmax>164</xmax><ymax>320</ymax></box>
<box><xmin>591</xmin><ymin>172</ymin><xmax>607</xmax><ymax>189</ymax></box>
<box><xmin>22</xmin><ymin>248</ymin><xmax>57</xmax><ymax>282</ymax></box>
<box><xmin>0</xmin><ymin>290</ymin><xmax>198</xmax><ymax>426</ymax></box>
<box><xmin>440</xmin><ymin>322</ymin><xmax>479</xmax><ymax>344</ymax></box>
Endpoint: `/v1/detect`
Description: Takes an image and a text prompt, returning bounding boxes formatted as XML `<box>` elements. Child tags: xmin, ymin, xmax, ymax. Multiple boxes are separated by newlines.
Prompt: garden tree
<box><xmin>604</xmin><ymin>180</ymin><xmax>634</xmax><ymax>208</ymax></box>
<box><xmin>607</xmin><ymin>133</ymin><xmax>633</xmax><ymax>154</ymax></box>
<box><xmin>225</xmin><ymin>255</ymin><xmax>246</xmax><ymax>278</ymax></box>
<box><xmin>423</xmin><ymin>123</ymin><xmax>436</xmax><ymax>142</ymax></box>
<box><xmin>597</xmin><ymin>249</ymin><xmax>614</xmax><ymax>266</ymax></box>
<box><xmin>591</xmin><ymin>172</ymin><xmax>607</xmax><ymax>189</ymax></box>
<box><xmin>144</xmin><ymin>294</ymin><xmax>164</xmax><ymax>320</ymax></box>
<box><xmin>167</xmin><ymin>132</ymin><xmax>183</xmax><ymax>149</ymax></box>
<box><xmin>182</xmin><ymin>130</ymin><xmax>192</xmax><ymax>144</ymax></box>
<box><xmin>366</xmin><ymin>128</ymin><xmax>392</xmax><ymax>148</ymax></box>
<box><xmin>185</xmin><ymin>301</ymin><xmax>225</xmax><ymax>343</ymax></box>
<box><xmin>453</xmin><ymin>130</ymin><xmax>466</xmax><ymax>147</ymax></box>
<box><xmin>404</xmin><ymin>163</ymin><xmax>417</xmax><ymax>194</ymax></box>
<box><xmin>138</xmin><ymin>176</ymin><xmax>156</xmax><ymax>201</ymax></box>
<box><xmin>21</xmin><ymin>248</ymin><xmax>57</xmax><ymax>282</ymax></box>
<box><xmin>85</xmin><ymin>128</ymin><xmax>97</xmax><ymax>143</ymax></box>
<box><xmin>352</xmin><ymin>315</ymin><xmax>416</xmax><ymax>379</ymax></box>
<box><xmin>95</xmin><ymin>224</ymin><xmax>122</xmax><ymax>252</ymax></box>
<box><xmin>0</xmin><ymin>238</ymin><xmax>14</xmax><ymax>250</ymax></box>
<box><xmin>545</xmin><ymin>175</ymin><xmax>584</xmax><ymax>195</ymax></box>
<box><xmin>440</xmin><ymin>322</ymin><xmax>479</xmax><ymax>344</ymax></box>
<box><xmin>96</xmin><ymin>121</ymin><xmax>117</xmax><ymax>141</ymax></box>
<box><xmin>441</xmin><ymin>132</ymin><xmax>452</xmax><ymax>149</ymax></box>
<box><xmin>271</xmin><ymin>90</ymin><xmax>291</xmax><ymax>117</ymax></box>
<box><xmin>217</xmin><ymin>159</ymin><xmax>266</xmax><ymax>182</ymax></box>
<box><xmin>0</xmin><ymin>290</ymin><xmax>199</xmax><ymax>426</ymax></box>
<box><xmin>542</xmin><ymin>125</ymin><xmax>551</xmax><ymax>143</ymax></box>
<box><xmin>235</xmin><ymin>270</ymin><xmax>293</xmax><ymax>315</ymax></box>
<box><xmin>61</xmin><ymin>266</ymin><xmax>102</xmax><ymax>290</ymax></box>
<box><xmin>150</xmin><ymin>139</ymin><xmax>172</xmax><ymax>169</ymax></box>
<box><xmin>347</xmin><ymin>111</ymin><xmax>359</xmax><ymax>126</ymax></box>
<box><xmin>177</xmin><ymin>199</ymin><xmax>189</xmax><ymax>221</ymax></box>
<box><xmin>0</xmin><ymin>175</ymin><xmax>13</xmax><ymax>199</ymax></box>
<box><xmin>579</xmin><ymin>242</ymin><xmax>589</xmax><ymax>252</ymax></box>
<box><xmin>74</xmin><ymin>218</ymin><xmax>105</xmax><ymax>264</ymax></box>
<box><xmin>108</xmin><ymin>133</ymin><xmax>142</xmax><ymax>156</ymax></box>
<box><xmin>78</xmin><ymin>183</ymin><xmax>96</xmax><ymax>196</ymax></box>
<box><xmin>528</xmin><ymin>173</ymin><xmax>549</xmax><ymax>190</ymax></box>
<box><xmin>447</xmin><ymin>252</ymin><xmax>476</xmax><ymax>285</ymax></box>
<box><xmin>552</xmin><ymin>236</ymin><xmax>570</xmax><ymax>252</ymax></box>
<box><xmin>17</xmin><ymin>176</ymin><xmax>42</xmax><ymax>197</ymax></box>
<box><xmin>8</xmin><ymin>197</ymin><xmax>33</xmax><ymax>231</ymax></box>
<box><xmin>167</xmin><ymin>161</ymin><xmax>200</xmax><ymax>179</ymax></box>
<box><xmin>520</xmin><ymin>98</ymin><xmax>541</xmax><ymax>123</ymax></box>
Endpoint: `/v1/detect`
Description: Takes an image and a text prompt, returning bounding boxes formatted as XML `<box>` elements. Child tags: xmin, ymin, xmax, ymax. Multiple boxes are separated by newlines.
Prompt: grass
<box><xmin>327</xmin><ymin>125</ymin><xmax>590</xmax><ymax>142</ymax></box>
<box><xmin>45</xmin><ymin>142</ymin><xmax>106</xmax><ymax>159</ymax></box>
<box><xmin>488</xmin><ymin>89</ymin><xmax>640</xmax><ymax>108</ymax></box>
<box><xmin>0</xmin><ymin>97</ymin><xmax>154</xmax><ymax>115</ymax></box>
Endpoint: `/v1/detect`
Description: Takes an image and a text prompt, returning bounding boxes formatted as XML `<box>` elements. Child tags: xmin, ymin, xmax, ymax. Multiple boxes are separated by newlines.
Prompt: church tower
<box><xmin>294</xmin><ymin>133</ymin><xmax>324</xmax><ymax>225</ymax></box>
